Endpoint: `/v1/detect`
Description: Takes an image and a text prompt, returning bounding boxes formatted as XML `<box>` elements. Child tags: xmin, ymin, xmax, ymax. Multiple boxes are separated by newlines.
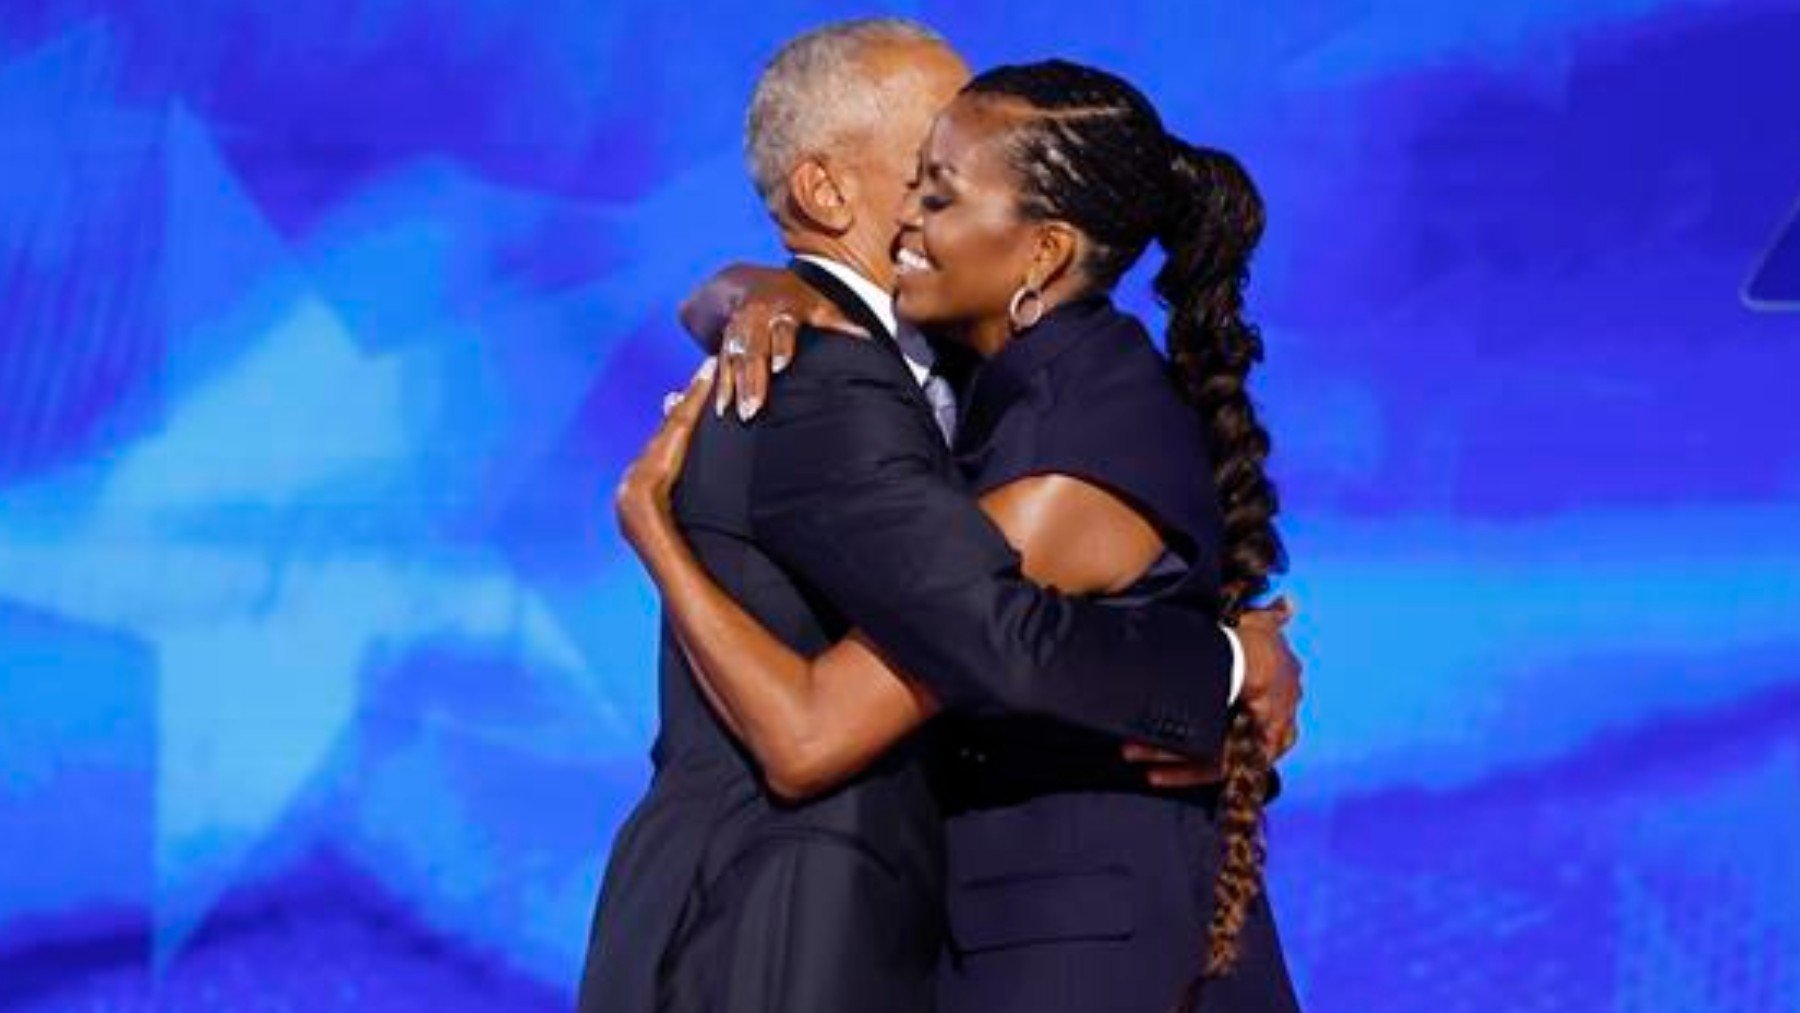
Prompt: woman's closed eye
<box><xmin>920</xmin><ymin>192</ymin><xmax>952</xmax><ymax>212</ymax></box>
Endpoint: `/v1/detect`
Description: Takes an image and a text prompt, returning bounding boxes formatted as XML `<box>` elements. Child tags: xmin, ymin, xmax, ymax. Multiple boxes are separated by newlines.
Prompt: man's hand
<box><xmin>1236</xmin><ymin>595</ymin><xmax>1303</xmax><ymax>763</ymax></box>
<box><xmin>676</xmin><ymin>263</ymin><xmax>866</xmax><ymax>422</ymax></box>
<box><xmin>1121</xmin><ymin>596</ymin><xmax>1304</xmax><ymax>788</ymax></box>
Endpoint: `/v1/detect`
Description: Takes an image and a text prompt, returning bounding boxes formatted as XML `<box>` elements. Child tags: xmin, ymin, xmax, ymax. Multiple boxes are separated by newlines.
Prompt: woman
<box><xmin>619</xmin><ymin>60</ymin><xmax>1298</xmax><ymax>1011</ymax></box>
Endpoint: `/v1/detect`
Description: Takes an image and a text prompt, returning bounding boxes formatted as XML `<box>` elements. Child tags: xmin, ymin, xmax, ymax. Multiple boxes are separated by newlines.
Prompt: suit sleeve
<box><xmin>747</xmin><ymin>334</ymin><xmax>1233</xmax><ymax>757</ymax></box>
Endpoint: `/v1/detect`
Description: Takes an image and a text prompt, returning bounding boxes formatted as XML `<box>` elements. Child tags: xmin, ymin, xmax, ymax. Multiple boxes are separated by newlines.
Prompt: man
<box><xmin>579</xmin><ymin>19</ymin><xmax>1300</xmax><ymax>1013</ymax></box>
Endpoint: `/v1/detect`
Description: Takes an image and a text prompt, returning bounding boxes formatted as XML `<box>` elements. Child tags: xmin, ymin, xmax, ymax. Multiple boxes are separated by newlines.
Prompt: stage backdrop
<box><xmin>2</xmin><ymin>1</ymin><xmax>1797</xmax><ymax>1010</ymax></box>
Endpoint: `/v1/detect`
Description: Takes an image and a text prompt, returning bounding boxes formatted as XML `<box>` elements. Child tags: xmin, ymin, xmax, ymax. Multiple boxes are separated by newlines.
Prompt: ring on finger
<box><xmin>722</xmin><ymin>332</ymin><xmax>749</xmax><ymax>359</ymax></box>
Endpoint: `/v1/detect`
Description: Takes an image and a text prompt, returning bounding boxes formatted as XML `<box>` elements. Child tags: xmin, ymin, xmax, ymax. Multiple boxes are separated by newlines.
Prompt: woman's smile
<box><xmin>895</xmin><ymin>245</ymin><xmax>934</xmax><ymax>276</ymax></box>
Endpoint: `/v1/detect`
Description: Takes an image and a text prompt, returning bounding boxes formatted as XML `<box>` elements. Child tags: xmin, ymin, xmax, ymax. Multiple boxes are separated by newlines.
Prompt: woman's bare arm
<box><xmin>977</xmin><ymin>474</ymin><xmax>1164</xmax><ymax>595</ymax></box>
<box><xmin>625</xmin><ymin>501</ymin><xmax>935</xmax><ymax>799</ymax></box>
<box><xmin>619</xmin><ymin>381</ymin><xmax>1167</xmax><ymax>799</ymax></box>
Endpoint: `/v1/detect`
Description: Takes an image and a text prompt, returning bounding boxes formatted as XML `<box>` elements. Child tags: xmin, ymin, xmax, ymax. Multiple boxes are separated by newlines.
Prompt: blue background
<box><xmin>2</xmin><ymin>1</ymin><xmax>1797</xmax><ymax>1010</ymax></box>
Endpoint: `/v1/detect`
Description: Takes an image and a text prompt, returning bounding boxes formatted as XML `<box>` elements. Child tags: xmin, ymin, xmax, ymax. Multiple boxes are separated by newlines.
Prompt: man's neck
<box><xmin>785</xmin><ymin>236</ymin><xmax>893</xmax><ymax>295</ymax></box>
<box><xmin>789</xmin><ymin>251</ymin><xmax>900</xmax><ymax>341</ymax></box>
<box><xmin>787</xmin><ymin>251</ymin><xmax>939</xmax><ymax>388</ymax></box>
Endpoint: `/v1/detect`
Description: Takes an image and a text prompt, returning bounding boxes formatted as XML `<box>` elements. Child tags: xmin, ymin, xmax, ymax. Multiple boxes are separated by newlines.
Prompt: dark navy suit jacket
<box><xmin>578</xmin><ymin>263</ymin><xmax>1239</xmax><ymax>1013</ymax></box>
<box><xmin>933</xmin><ymin>295</ymin><xmax>1299</xmax><ymax>1013</ymax></box>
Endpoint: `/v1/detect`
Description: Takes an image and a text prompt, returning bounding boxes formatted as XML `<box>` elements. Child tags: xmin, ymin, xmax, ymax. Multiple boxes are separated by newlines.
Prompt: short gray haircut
<box><xmin>745</xmin><ymin>18</ymin><xmax>946</xmax><ymax>214</ymax></box>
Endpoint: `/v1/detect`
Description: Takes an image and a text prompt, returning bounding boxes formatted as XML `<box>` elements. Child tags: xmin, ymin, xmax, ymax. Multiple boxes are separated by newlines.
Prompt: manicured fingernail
<box><xmin>737</xmin><ymin>395</ymin><xmax>761</xmax><ymax>421</ymax></box>
<box><xmin>772</xmin><ymin>355</ymin><xmax>791</xmax><ymax>373</ymax></box>
<box><xmin>699</xmin><ymin>357</ymin><xmax>718</xmax><ymax>380</ymax></box>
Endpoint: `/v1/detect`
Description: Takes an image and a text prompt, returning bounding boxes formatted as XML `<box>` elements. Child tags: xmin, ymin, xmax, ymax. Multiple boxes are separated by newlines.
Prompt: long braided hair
<box><xmin>963</xmin><ymin>60</ymin><xmax>1288</xmax><ymax>1002</ymax></box>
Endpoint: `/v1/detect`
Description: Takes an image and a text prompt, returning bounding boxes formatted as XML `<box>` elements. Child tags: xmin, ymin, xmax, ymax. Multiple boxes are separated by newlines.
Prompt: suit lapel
<box><xmin>787</xmin><ymin>258</ymin><xmax>945</xmax><ymax>443</ymax></box>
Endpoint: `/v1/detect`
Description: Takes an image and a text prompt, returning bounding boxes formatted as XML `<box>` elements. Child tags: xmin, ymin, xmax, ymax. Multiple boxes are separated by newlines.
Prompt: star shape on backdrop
<box><xmin>0</xmin><ymin>20</ymin><xmax>759</xmax><ymax>968</ymax></box>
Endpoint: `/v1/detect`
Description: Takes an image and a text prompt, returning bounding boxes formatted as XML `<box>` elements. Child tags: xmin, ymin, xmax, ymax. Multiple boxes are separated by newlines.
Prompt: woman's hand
<box><xmin>706</xmin><ymin>266</ymin><xmax>866</xmax><ymax>422</ymax></box>
<box><xmin>615</xmin><ymin>358</ymin><xmax>717</xmax><ymax>550</ymax></box>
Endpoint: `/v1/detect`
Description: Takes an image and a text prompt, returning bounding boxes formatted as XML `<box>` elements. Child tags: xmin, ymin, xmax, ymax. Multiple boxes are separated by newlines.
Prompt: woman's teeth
<box><xmin>896</xmin><ymin>248</ymin><xmax>932</xmax><ymax>275</ymax></box>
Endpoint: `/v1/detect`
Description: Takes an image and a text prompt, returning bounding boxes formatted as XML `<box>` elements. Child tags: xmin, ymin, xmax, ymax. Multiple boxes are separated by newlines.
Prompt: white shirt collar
<box><xmin>793</xmin><ymin>254</ymin><xmax>931</xmax><ymax>386</ymax></box>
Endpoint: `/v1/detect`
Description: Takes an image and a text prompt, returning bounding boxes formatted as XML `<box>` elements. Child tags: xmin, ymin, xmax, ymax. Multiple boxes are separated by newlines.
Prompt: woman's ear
<box><xmin>1030</xmin><ymin>222</ymin><xmax>1081</xmax><ymax>288</ymax></box>
<box><xmin>786</xmin><ymin>157</ymin><xmax>854</xmax><ymax>235</ymax></box>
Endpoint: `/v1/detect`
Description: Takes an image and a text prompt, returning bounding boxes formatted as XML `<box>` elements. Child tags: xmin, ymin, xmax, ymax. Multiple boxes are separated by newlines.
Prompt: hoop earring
<box><xmin>1008</xmin><ymin>283</ymin><xmax>1045</xmax><ymax>331</ymax></box>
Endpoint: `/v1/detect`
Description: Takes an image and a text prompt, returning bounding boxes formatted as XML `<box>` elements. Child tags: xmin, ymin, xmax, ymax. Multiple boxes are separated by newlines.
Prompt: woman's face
<box><xmin>892</xmin><ymin>95</ymin><xmax>1048</xmax><ymax>339</ymax></box>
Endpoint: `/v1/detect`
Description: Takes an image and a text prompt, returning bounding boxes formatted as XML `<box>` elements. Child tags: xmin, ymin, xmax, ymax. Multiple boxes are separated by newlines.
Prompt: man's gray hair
<box><xmin>745</xmin><ymin>18</ymin><xmax>946</xmax><ymax>214</ymax></box>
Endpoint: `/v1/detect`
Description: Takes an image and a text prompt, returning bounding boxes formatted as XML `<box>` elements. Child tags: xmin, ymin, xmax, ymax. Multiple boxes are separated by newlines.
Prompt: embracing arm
<box><xmin>627</xmin><ymin>502</ymin><xmax>936</xmax><ymax>800</ymax></box>
<box><xmin>618</xmin><ymin>355</ymin><xmax>935</xmax><ymax>799</ymax></box>
<box><xmin>746</xmin><ymin>339</ymin><xmax>1237</xmax><ymax>755</ymax></box>
<box><xmin>618</xmin><ymin>348</ymin><xmax>1231</xmax><ymax>800</ymax></box>
<box><xmin>627</xmin><ymin>461</ymin><xmax>1168</xmax><ymax>800</ymax></box>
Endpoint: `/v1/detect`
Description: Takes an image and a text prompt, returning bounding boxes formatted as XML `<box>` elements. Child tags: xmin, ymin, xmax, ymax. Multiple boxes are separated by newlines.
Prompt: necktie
<box><xmin>923</xmin><ymin>372</ymin><xmax>958</xmax><ymax>446</ymax></box>
<box><xmin>894</xmin><ymin>324</ymin><xmax>958</xmax><ymax>445</ymax></box>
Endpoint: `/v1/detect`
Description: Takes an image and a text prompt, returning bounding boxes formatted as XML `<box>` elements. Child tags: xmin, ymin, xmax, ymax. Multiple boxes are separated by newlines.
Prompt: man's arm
<box><xmin>748</xmin><ymin>332</ymin><xmax>1233</xmax><ymax>758</ymax></box>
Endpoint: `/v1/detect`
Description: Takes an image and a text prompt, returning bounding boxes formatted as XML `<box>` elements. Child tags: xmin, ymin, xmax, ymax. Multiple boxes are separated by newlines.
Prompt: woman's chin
<box><xmin>894</xmin><ymin>283</ymin><xmax>941</xmax><ymax>325</ymax></box>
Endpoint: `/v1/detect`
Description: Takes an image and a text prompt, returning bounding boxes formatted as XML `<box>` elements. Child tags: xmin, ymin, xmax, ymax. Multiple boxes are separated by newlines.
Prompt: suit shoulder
<box><xmin>750</xmin><ymin>328</ymin><xmax>944</xmax><ymax>492</ymax></box>
<box><xmin>1051</xmin><ymin>317</ymin><xmax>1177</xmax><ymax>394</ymax></box>
<box><xmin>782</xmin><ymin>326</ymin><xmax>912</xmax><ymax>384</ymax></box>
<box><xmin>757</xmin><ymin>326</ymin><xmax>932</xmax><ymax>437</ymax></box>
<box><xmin>1055</xmin><ymin>320</ymin><xmax>1198</xmax><ymax>424</ymax></box>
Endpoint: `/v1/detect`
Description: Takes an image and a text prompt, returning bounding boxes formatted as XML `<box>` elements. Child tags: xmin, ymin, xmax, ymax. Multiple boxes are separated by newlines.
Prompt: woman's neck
<box><xmin>963</xmin><ymin>315</ymin><xmax>1014</xmax><ymax>359</ymax></box>
<box><xmin>964</xmin><ymin>280</ymin><xmax>1098</xmax><ymax>358</ymax></box>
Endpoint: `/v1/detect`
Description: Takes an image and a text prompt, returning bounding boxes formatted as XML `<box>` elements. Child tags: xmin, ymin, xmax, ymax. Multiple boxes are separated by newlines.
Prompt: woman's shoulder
<box><xmin>985</xmin><ymin>310</ymin><xmax>1220</xmax><ymax>555</ymax></box>
<box><xmin>1041</xmin><ymin>311</ymin><xmax>1204</xmax><ymax>441</ymax></box>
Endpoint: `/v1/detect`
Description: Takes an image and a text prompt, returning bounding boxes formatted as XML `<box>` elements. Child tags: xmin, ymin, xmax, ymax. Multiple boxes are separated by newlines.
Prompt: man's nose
<box><xmin>896</xmin><ymin>189</ymin><xmax>923</xmax><ymax>228</ymax></box>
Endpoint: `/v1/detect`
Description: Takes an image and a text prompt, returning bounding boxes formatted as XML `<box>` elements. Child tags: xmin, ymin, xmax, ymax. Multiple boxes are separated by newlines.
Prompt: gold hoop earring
<box><xmin>1008</xmin><ymin>283</ymin><xmax>1045</xmax><ymax>331</ymax></box>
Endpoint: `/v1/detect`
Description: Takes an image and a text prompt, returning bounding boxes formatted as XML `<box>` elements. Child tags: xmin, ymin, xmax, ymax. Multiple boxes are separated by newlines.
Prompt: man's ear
<box><xmin>1029</xmin><ymin>222</ymin><xmax>1081</xmax><ymax>289</ymax></box>
<box><xmin>785</xmin><ymin>157</ymin><xmax>855</xmax><ymax>235</ymax></box>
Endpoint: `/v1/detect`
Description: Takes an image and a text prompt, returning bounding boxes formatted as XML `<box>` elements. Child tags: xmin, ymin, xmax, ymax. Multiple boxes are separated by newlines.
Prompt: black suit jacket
<box><xmin>746</xmin><ymin>258</ymin><xmax>1236</xmax><ymax>755</ymax></box>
